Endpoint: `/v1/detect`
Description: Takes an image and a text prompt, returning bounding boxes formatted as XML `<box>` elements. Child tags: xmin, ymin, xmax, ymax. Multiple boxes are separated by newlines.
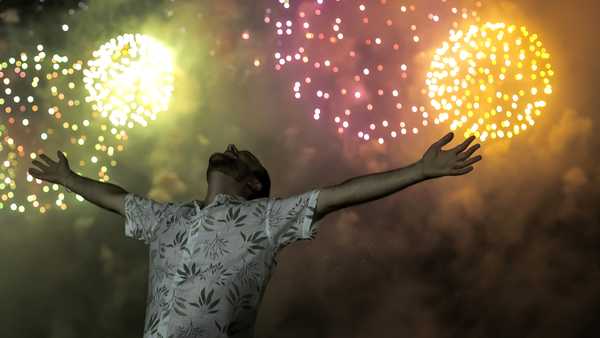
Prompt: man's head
<box><xmin>206</xmin><ymin>144</ymin><xmax>270</xmax><ymax>200</ymax></box>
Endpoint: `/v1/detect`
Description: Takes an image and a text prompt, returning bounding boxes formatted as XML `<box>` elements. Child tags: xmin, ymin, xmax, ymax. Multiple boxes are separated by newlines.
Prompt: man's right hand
<box><xmin>28</xmin><ymin>150</ymin><xmax>74</xmax><ymax>185</ymax></box>
<box><xmin>419</xmin><ymin>132</ymin><xmax>482</xmax><ymax>178</ymax></box>
<box><xmin>28</xmin><ymin>150</ymin><xmax>129</xmax><ymax>215</ymax></box>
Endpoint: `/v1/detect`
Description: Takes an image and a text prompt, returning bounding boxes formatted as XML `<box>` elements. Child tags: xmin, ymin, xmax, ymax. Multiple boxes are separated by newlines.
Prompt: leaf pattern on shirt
<box><xmin>144</xmin><ymin>311</ymin><xmax>161</xmax><ymax>335</ymax></box>
<box><xmin>269</xmin><ymin>196</ymin><xmax>306</xmax><ymax>226</ymax></box>
<box><xmin>202</xmin><ymin>233</ymin><xmax>230</xmax><ymax>260</ymax></box>
<box><xmin>226</xmin><ymin>197</ymin><xmax>244</xmax><ymax>207</ymax></box>
<box><xmin>214</xmin><ymin>318</ymin><xmax>250</xmax><ymax>337</ymax></box>
<box><xmin>239</xmin><ymin>230</ymin><xmax>268</xmax><ymax>255</ymax></box>
<box><xmin>163</xmin><ymin>261</ymin><xmax>178</xmax><ymax>280</ymax></box>
<box><xmin>164</xmin><ymin>294</ymin><xmax>189</xmax><ymax>317</ymax></box>
<box><xmin>201</xmin><ymin>262</ymin><xmax>233</xmax><ymax>287</ymax></box>
<box><xmin>171</xmin><ymin>321</ymin><xmax>206</xmax><ymax>338</ymax></box>
<box><xmin>128</xmin><ymin>226</ymin><xmax>145</xmax><ymax>243</ymax></box>
<box><xmin>201</xmin><ymin>214</ymin><xmax>218</xmax><ymax>232</ymax></box>
<box><xmin>125</xmin><ymin>193</ymin><xmax>183</xmax><ymax>243</ymax></box>
<box><xmin>162</xmin><ymin>212</ymin><xmax>179</xmax><ymax>234</ymax></box>
<box><xmin>235</xmin><ymin>260</ymin><xmax>261</xmax><ymax>288</ymax></box>
<box><xmin>268</xmin><ymin>192</ymin><xmax>320</xmax><ymax>250</ymax></box>
<box><xmin>226</xmin><ymin>283</ymin><xmax>253</xmax><ymax>312</ymax></box>
<box><xmin>175</xmin><ymin>262</ymin><xmax>203</xmax><ymax>286</ymax></box>
<box><xmin>251</xmin><ymin>201</ymin><xmax>268</xmax><ymax>221</ymax></box>
<box><xmin>189</xmin><ymin>287</ymin><xmax>221</xmax><ymax>316</ymax></box>
<box><xmin>156</xmin><ymin>287</ymin><xmax>175</xmax><ymax>319</ymax></box>
<box><xmin>188</xmin><ymin>220</ymin><xmax>202</xmax><ymax>239</ymax></box>
<box><xmin>213</xmin><ymin>320</ymin><xmax>231</xmax><ymax>338</ymax></box>
<box><xmin>152</xmin><ymin>285</ymin><xmax>169</xmax><ymax>307</ymax></box>
<box><xmin>216</xmin><ymin>206</ymin><xmax>248</xmax><ymax>231</ymax></box>
<box><xmin>278</xmin><ymin>228</ymin><xmax>302</xmax><ymax>250</ymax></box>
<box><xmin>166</xmin><ymin>230</ymin><xmax>190</xmax><ymax>256</ymax></box>
<box><xmin>158</xmin><ymin>240</ymin><xmax>169</xmax><ymax>260</ymax></box>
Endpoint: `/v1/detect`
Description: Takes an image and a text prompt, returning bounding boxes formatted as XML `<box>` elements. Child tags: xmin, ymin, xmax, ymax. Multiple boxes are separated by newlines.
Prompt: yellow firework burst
<box><xmin>1</xmin><ymin>45</ymin><xmax>128</xmax><ymax>213</ymax></box>
<box><xmin>426</xmin><ymin>22</ymin><xmax>554</xmax><ymax>142</ymax></box>
<box><xmin>83</xmin><ymin>33</ymin><xmax>174</xmax><ymax>128</ymax></box>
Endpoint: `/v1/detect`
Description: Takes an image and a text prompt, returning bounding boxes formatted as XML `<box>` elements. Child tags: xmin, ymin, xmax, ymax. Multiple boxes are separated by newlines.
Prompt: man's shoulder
<box><xmin>240</xmin><ymin>196</ymin><xmax>271</xmax><ymax>209</ymax></box>
<box><xmin>163</xmin><ymin>199</ymin><xmax>201</xmax><ymax>217</ymax></box>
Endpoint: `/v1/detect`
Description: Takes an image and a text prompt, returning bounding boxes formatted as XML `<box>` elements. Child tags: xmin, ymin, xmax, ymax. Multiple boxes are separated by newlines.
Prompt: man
<box><xmin>28</xmin><ymin>131</ymin><xmax>482</xmax><ymax>338</ymax></box>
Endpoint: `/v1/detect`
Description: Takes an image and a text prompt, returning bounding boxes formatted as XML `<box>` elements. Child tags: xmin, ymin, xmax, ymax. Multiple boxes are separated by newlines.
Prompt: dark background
<box><xmin>0</xmin><ymin>0</ymin><xmax>598</xmax><ymax>337</ymax></box>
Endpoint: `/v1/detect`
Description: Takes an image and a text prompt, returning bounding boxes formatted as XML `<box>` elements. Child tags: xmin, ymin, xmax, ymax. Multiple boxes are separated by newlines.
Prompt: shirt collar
<box><xmin>197</xmin><ymin>193</ymin><xmax>246</xmax><ymax>208</ymax></box>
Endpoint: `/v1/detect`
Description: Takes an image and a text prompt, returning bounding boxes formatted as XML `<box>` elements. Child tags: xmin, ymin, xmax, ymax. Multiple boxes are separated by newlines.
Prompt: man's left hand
<box><xmin>419</xmin><ymin>132</ymin><xmax>482</xmax><ymax>179</ymax></box>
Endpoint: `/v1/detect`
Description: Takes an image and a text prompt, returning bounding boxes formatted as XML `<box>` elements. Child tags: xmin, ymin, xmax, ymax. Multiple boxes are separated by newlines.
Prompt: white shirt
<box><xmin>123</xmin><ymin>189</ymin><xmax>321</xmax><ymax>338</ymax></box>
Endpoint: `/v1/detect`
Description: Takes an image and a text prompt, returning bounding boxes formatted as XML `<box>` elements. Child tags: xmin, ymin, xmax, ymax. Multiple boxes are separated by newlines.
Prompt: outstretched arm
<box><xmin>28</xmin><ymin>151</ymin><xmax>128</xmax><ymax>215</ymax></box>
<box><xmin>314</xmin><ymin>132</ymin><xmax>482</xmax><ymax>219</ymax></box>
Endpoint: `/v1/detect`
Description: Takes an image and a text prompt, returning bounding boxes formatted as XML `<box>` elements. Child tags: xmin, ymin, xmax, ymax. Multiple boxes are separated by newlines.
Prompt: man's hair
<box><xmin>248</xmin><ymin>166</ymin><xmax>270</xmax><ymax>200</ymax></box>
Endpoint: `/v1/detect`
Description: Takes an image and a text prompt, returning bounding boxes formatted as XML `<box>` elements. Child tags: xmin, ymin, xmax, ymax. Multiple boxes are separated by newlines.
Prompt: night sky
<box><xmin>0</xmin><ymin>1</ymin><xmax>599</xmax><ymax>337</ymax></box>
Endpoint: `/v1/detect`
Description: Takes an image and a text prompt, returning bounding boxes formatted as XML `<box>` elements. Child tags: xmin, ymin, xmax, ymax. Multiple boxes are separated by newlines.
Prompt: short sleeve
<box><xmin>265</xmin><ymin>189</ymin><xmax>321</xmax><ymax>250</ymax></box>
<box><xmin>123</xmin><ymin>193</ymin><xmax>179</xmax><ymax>244</ymax></box>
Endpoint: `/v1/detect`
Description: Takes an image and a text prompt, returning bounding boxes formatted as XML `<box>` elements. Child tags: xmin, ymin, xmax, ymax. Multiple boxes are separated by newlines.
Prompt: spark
<box><xmin>83</xmin><ymin>33</ymin><xmax>174</xmax><ymax>128</ymax></box>
<box><xmin>266</xmin><ymin>0</ymin><xmax>484</xmax><ymax>143</ymax></box>
<box><xmin>426</xmin><ymin>22</ymin><xmax>554</xmax><ymax>142</ymax></box>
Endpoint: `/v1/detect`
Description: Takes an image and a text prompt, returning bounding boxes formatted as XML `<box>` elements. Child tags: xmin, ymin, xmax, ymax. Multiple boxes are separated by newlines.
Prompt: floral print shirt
<box><xmin>123</xmin><ymin>189</ymin><xmax>321</xmax><ymax>338</ymax></box>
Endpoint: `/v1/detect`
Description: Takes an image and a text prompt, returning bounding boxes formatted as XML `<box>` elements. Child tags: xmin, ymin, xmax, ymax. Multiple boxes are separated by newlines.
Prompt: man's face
<box><xmin>207</xmin><ymin>144</ymin><xmax>263</xmax><ymax>182</ymax></box>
